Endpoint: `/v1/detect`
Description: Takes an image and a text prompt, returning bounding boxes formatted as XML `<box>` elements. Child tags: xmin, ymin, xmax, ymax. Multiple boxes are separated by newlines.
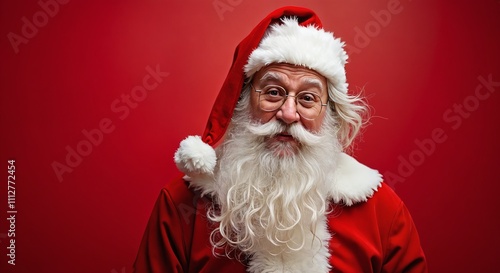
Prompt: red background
<box><xmin>1</xmin><ymin>1</ymin><xmax>499</xmax><ymax>272</ymax></box>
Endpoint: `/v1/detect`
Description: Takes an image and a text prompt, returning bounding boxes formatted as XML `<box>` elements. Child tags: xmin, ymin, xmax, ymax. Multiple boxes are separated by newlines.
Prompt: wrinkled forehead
<box><xmin>253</xmin><ymin>63</ymin><xmax>327</xmax><ymax>91</ymax></box>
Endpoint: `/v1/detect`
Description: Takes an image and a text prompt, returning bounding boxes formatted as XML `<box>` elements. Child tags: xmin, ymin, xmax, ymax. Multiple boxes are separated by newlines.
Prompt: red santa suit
<box><xmin>133</xmin><ymin>6</ymin><xmax>427</xmax><ymax>273</ymax></box>
<box><xmin>133</xmin><ymin>153</ymin><xmax>427</xmax><ymax>272</ymax></box>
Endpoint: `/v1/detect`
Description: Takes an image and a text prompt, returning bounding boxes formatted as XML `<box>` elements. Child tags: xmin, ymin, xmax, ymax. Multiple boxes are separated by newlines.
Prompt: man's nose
<box><xmin>276</xmin><ymin>97</ymin><xmax>300</xmax><ymax>124</ymax></box>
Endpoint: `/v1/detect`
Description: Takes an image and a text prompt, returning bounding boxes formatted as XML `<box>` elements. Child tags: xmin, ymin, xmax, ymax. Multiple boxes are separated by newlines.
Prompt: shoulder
<box><xmin>162</xmin><ymin>174</ymin><xmax>190</xmax><ymax>194</ymax></box>
<box><xmin>351</xmin><ymin>182</ymin><xmax>405</xmax><ymax>221</ymax></box>
<box><xmin>331</xmin><ymin>182</ymin><xmax>403</xmax><ymax>219</ymax></box>
<box><xmin>328</xmin><ymin>182</ymin><xmax>406</xmax><ymax>239</ymax></box>
<box><xmin>160</xmin><ymin>174</ymin><xmax>199</xmax><ymax>209</ymax></box>
<box><xmin>369</xmin><ymin>182</ymin><xmax>404</xmax><ymax>209</ymax></box>
<box><xmin>327</xmin><ymin>182</ymin><xmax>409</xmax><ymax>252</ymax></box>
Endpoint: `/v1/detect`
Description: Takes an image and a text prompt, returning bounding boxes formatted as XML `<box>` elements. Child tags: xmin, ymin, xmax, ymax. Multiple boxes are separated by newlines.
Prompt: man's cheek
<box><xmin>252</xmin><ymin>111</ymin><xmax>274</xmax><ymax>124</ymax></box>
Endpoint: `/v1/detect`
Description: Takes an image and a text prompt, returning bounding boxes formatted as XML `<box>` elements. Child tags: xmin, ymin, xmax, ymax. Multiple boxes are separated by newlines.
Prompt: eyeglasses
<box><xmin>252</xmin><ymin>84</ymin><xmax>328</xmax><ymax>120</ymax></box>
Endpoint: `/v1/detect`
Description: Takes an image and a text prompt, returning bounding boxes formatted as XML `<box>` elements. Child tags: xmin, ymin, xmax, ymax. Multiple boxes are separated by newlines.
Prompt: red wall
<box><xmin>1</xmin><ymin>1</ymin><xmax>499</xmax><ymax>272</ymax></box>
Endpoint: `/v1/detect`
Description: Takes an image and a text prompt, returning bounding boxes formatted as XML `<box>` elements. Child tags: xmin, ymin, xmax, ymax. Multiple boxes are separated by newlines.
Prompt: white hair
<box><xmin>327</xmin><ymin>81</ymin><xmax>368</xmax><ymax>150</ymax></box>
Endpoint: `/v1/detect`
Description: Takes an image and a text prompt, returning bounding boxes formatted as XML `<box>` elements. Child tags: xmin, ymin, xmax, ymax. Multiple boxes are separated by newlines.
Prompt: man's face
<box><xmin>250</xmin><ymin>63</ymin><xmax>329</xmax><ymax>155</ymax></box>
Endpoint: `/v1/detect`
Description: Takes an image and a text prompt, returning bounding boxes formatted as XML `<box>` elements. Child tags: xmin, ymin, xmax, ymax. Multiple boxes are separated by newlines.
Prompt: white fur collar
<box><xmin>327</xmin><ymin>152</ymin><xmax>382</xmax><ymax>206</ymax></box>
<box><xmin>186</xmin><ymin>152</ymin><xmax>382</xmax><ymax>206</ymax></box>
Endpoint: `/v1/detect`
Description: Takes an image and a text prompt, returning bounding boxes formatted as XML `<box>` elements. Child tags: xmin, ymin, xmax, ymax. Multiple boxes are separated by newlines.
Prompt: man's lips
<box><xmin>274</xmin><ymin>132</ymin><xmax>295</xmax><ymax>141</ymax></box>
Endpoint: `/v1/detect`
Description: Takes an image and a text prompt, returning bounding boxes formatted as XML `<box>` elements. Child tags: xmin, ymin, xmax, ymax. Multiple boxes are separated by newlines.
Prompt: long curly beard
<box><xmin>208</xmin><ymin>106</ymin><xmax>341</xmax><ymax>259</ymax></box>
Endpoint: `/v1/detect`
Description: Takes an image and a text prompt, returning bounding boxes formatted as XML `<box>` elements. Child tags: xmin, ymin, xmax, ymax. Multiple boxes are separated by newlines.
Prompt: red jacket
<box><xmin>133</xmin><ymin>176</ymin><xmax>427</xmax><ymax>273</ymax></box>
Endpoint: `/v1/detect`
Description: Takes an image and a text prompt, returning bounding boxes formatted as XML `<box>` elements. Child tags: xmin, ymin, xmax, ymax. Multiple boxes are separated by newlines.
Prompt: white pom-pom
<box><xmin>174</xmin><ymin>135</ymin><xmax>216</xmax><ymax>175</ymax></box>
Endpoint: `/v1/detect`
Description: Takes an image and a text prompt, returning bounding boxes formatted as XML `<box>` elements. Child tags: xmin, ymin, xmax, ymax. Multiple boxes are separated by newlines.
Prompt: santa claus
<box><xmin>134</xmin><ymin>6</ymin><xmax>427</xmax><ymax>273</ymax></box>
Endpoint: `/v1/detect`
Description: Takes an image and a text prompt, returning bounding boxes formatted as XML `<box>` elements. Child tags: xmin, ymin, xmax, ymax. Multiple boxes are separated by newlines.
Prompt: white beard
<box><xmin>208</xmin><ymin>107</ymin><xmax>342</xmax><ymax>272</ymax></box>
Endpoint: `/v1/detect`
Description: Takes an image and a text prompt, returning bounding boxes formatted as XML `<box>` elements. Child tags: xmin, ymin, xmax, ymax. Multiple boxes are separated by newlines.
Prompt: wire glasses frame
<box><xmin>251</xmin><ymin>84</ymin><xmax>328</xmax><ymax>120</ymax></box>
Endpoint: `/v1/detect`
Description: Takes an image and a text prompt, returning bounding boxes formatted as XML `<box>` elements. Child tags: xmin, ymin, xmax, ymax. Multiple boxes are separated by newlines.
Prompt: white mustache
<box><xmin>246</xmin><ymin>120</ymin><xmax>322</xmax><ymax>146</ymax></box>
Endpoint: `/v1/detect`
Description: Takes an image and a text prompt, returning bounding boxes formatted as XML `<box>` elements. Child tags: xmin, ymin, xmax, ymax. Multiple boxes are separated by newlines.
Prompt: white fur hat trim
<box><xmin>244</xmin><ymin>17</ymin><xmax>349</xmax><ymax>93</ymax></box>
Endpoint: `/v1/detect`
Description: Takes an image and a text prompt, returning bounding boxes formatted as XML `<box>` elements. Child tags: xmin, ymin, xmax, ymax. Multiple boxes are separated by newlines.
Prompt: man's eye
<box><xmin>265</xmin><ymin>89</ymin><xmax>282</xmax><ymax>97</ymax></box>
<box><xmin>299</xmin><ymin>93</ymin><xmax>317</xmax><ymax>102</ymax></box>
<box><xmin>303</xmin><ymin>95</ymin><xmax>314</xmax><ymax>101</ymax></box>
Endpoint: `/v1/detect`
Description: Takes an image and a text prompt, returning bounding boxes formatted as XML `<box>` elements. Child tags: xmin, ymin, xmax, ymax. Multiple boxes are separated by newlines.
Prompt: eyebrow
<box><xmin>259</xmin><ymin>72</ymin><xmax>283</xmax><ymax>84</ymax></box>
<box><xmin>259</xmin><ymin>71</ymin><xmax>324</xmax><ymax>91</ymax></box>
<box><xmin>302</xmin><ymin>78</ymin><xmax>324</xmax><ymax>91</ymax></box>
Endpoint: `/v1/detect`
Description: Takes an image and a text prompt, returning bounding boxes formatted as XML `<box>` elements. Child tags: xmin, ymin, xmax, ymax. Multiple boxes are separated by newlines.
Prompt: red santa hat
<box><xmin>174</xmin><ymin>6</ymin><xmax>348</xmax><ymax>177</ymax></box>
